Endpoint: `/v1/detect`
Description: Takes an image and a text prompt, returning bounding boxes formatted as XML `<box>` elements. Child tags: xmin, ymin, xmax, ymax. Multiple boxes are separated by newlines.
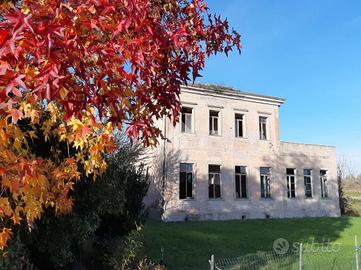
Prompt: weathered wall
<box><xmin>145</xmin><ymin>86</ymin><xmax>340</xmax><ymax>221</ymax></box>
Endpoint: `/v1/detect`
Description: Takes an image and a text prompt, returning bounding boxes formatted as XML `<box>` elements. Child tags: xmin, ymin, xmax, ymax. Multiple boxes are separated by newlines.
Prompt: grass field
<box><xmin>143</xmin><ymin>217</ymin><xmax>361</xmax><ymax>270</ymax></box>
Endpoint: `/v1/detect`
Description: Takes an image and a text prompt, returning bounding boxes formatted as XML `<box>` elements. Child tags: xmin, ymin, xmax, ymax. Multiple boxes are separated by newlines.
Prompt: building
<box><xmin>145</xmin><ymin>84</ymin><xmax>341</xmax><ymax>221</ymax></box>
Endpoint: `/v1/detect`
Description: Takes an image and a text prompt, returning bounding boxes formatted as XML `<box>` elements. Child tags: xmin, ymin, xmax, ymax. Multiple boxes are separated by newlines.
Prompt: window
<box><xmin>304</xmin><ymin>169</ymin><xmax>313</xmax><ymax>198</ymax></box>
<box><xmin>181</xmin><ymin>107</ymin><xmax>193</xmax><ymax>133</ymax></box>
<box><xmin>179</xmin><ymin>163</ymin><xmax>193</xmax><ymax>199</ymax></box>
<box><xmin>235</xmin><ymin>166</ymin><xmax>247</xmax><ymax>198</ymax></box>
<box><xmin>286</xmin><ymin>168</ymin><xmax>296</xmax><ymax>198</ymax></box>
<box><xmin>320</xmin><ymin>170</ymin><xmax>328</xmax><ymax>198</ymax></box>
<box><xmin>209</xmin><ymin>165</ymin><xmax>221</xmax><ymax>198</ymax></box>
<box><xmin>235</xmin><ymin>114</ymin><xmax>245</xmax><ymax>138</ymax></box>
<box><xmin>209</xmin><ymin>110</ymin><xmax>219</xmax><ymax>135</ymax></box>
<box><xmin>260</xmin><ymin>167</ymin><xmax>271</xmax><ymax>198</ymax></box>
<box><xmin>259</xmin><ymin>116</ymin><xmax>268</xmax><ymax>140</ymax></box>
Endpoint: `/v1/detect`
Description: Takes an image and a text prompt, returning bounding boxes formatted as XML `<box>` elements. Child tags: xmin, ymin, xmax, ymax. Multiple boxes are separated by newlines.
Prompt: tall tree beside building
<box><xmin>0</xmin><ymin>0</ymin><xmax>241</xmax><ymax>248</ymax></box>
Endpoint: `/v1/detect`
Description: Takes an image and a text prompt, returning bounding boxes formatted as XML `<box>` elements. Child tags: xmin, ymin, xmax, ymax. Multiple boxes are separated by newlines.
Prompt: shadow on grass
<box><xmin>143</xmin><ymin>217</ymin><xmax>355</xmax><ymax>270</ymax></box>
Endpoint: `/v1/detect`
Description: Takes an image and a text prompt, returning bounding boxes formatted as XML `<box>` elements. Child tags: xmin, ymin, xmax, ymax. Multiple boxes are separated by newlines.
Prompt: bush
<box><xmin>106</xmin><ymin>226</ymin><xmax>145</xmax><ymax>270</ymax></box>
<box><xmin>7</xmin><ymin>140</ymin><xmax>150</xmax><ymax>269</ymax></box>
<box><xmin>137</xmin><ymin>259</ymin><xmax>167</xmax><ymax>270</ymax></box>
<box><xmin>0</xmin><ymin>233</ymin><xmax>34</xmax><ymax>270</ymax></box>
<box><xmin>105</xmin><ymin>226</ymin><xmax>167</xmax><ymax>270</ymax></box>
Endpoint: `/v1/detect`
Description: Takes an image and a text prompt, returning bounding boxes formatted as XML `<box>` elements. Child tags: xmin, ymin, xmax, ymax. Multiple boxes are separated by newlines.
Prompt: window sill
<box><xmin>235</xmin><ymin>198</ymin><xmax>250</xmax><ymax>201</ymax></box>
<box><xmin>260</xmin><ymin>197</ymin><xmax>273</xmax><ymax>201</ymax></box>
<box><xmin>287</xmin><ymin>197</ymin><xmax>297</xmax><ymax>200</ymax></box>
<box><xmin>180</xmin><ymin>132</ymin><xmax>196</xmax><ymax>135</ymax></box>
<box><xmin>208</xmin><ymin>198</ymin><xmax>224</xmax><ymax>201</ymax></box>
<box><xmin>209</xmin><ymin>134</ymin><xmax>222</xmax><ymax>137</ymax></box>
<box><xmin>179</xmin><ymin>198</ymin><xmax>195</xmax><ymax>201</ymax></box>
<box><xmin>235</xmin><ymin>136</ymin><xmax>248</xmax><ymax>140</ymax></box>
<box><xmin>321</xmin><ymin>197</ymin><xmax>332</xmax><ymax>200</ymax></box>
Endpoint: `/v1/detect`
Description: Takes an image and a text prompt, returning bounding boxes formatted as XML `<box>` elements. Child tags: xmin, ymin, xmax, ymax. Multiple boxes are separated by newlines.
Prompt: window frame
<box><xmin>209</xmin><ymin>110</ymin><xmax>220</xmax><ymax>136</ymax></box>
<box><xmin>235</xmin><ymin>113</ymin><xmax>245</xmax><ymax>138</ymax></box>
<box><xmin>320</xmin><ymin>169</ymin><xmax>329</xmax><ymax>199</ymax></box>
<box><xmin>179</xmin><ymin>163</ymin><xmax>194</xmax><ymax>200</ymax></box>
<box><xmin>208</xmin><ymin>164</ymin><xmax>222</xmax><ymax>199</ymax></box>
<box><xmin>180</xmin><ymin>106</ymin><xmax>194</xmax><ymax>134</ymax></box>
<box><xmin>259</xmin><ymin>116</ymin><xmax>268</xmax><ymax>140</ymax></box>
<box><xmin>235</xmin><ymin>166</ymin><xmax>248</xmax><ymax>199</ymax></box>
<box><xmin>286</xmin><ymin>168</ymin><xmax>296</xmax><ymax>199</ymax></box>
<box><xmin>260</xmin><ymin>167</ymin><xmax>271</xmax><ymax>199</ymax></box>
<box><xmin>304</xmin><ymin>169</ymin><xmax>313</xmax><ymax>199</ymax></box>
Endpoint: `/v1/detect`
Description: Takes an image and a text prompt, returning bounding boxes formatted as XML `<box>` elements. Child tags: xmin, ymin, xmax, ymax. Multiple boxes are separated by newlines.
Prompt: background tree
<box><xmin>0</xmin><ymin>0</ymin><xmax>241</xmax><ymax>248</ymax></box>
<box><xmin>337</xmin><ymin>163</ymin><xmax>346</xmax><ymax>215</ymax></box>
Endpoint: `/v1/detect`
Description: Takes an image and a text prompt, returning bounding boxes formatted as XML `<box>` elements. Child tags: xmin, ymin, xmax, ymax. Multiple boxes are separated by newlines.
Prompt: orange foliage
<box><xmin>0</xmin><ymin>0</ymin><xmax>241</xmax><ymax>249</ymax></box>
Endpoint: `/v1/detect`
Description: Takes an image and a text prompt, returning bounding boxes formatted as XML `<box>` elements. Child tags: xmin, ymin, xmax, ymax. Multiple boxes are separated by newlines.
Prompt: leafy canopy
<box><xmin>0</xmin><ymin>0</ymin><xmax>241</xmax><ymax>249</ymax></box>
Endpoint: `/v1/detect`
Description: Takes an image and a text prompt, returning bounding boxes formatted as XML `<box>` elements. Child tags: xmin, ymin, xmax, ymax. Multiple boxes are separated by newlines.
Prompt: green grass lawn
<box><xmin>143</xmin><ymin>217</ymin><xmax>361</xmax><ymax>270</ymax></box>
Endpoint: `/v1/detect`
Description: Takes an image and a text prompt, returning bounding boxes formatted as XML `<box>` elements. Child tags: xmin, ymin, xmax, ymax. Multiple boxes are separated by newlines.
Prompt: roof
<box><xmin>281</xmin><ymin>141</ymin><xmax>336</xmax><ymax>149</ymax></box>
<box><xmin>181</xmin><ymin>83</ymin><xmax>286</xmax><ymax>106</ymax></box>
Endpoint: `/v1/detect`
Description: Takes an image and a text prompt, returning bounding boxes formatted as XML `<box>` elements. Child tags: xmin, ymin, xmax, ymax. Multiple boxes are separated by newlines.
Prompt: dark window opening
<box><xmin>260</xmin><ymin>167</ymin><xmax>271</xmax><ymax>198</ymax></box>
<box><xmin>304</xmin><ymin>169</ymin><xmax>313</xmax><ymax>198</ymax></box>
<box><xmin>235</xmin><ymin>166</ymin><xmax>247</xmax><ymax>198</ymax></box>
<box><xmin>209</xmin><ymin>165</ymin><xmax>221</xmax><ymax>198</ymax></box>
<box><xmin>235</xmin><ymin>114</ymin><xmax>244</xmax><ymax>137</ymax></box>
<box><xmin>179</xmin><ymin>163</ymin><xmax>193</xmax><ymax>199</ymax></box>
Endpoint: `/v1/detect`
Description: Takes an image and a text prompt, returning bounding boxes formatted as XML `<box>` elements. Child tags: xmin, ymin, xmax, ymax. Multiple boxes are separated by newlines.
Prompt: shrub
<box><xmin>0</xmin><ymin>233</ymin><xmax>34</xmax><ymax>270</ymax></box>
<box><xmin>105</xmin><ymin>226</ymin><xmax>167</xmax><ymax>270</ymax></box>
<box><xmin>8</xmin><ymin>140</ymin><xmax>149</xmax><ymax>269</ymax></box>
<box><xmin>105</xmin><ymin>226</ymin><xmax>145</xmax><ymax>270</ymax></box>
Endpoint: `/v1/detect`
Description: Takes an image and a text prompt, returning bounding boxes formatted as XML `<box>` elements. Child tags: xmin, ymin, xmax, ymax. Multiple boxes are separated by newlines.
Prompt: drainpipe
<box><xmin>161</xmin><ymin>115</ymin><xmax>167</xmax><ymax>203</ymax></box>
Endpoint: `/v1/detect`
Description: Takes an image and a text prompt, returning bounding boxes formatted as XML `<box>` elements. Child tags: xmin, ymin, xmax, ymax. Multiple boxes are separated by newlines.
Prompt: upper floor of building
<box><xmin>160</xmin><ymin>84</ymin><xmax>286</xmax><ymax>153</ymax></box>
<box><xmin>179</xmin><ymin>84</ymin><xmax>284</xmax><ymax>137</ymax></box>
<box><xmin>156</xmin><ymin>84</ymin><xmax>335</xmax><ymax>160</ymax></box>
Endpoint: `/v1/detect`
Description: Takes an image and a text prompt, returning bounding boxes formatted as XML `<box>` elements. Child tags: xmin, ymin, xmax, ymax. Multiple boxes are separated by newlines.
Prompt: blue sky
<box><xmin>196</xmin><ymin>0</ymin><xmax>361</xmax><ymax>174</ymax></box>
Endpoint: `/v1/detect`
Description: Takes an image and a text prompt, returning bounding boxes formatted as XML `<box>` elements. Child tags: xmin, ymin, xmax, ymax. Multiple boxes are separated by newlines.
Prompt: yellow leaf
<box><xmin>22</xmin><ymin>7</ymin><xmax>30</xmax><ymax>14</ymax></box>
<box><xmin>0</xmin><ymin>228</ymin><xmax>13</xmax><ymax>250</ymax></box>
<box><xmin>28</xmin><ymin>130</ymin><xmax>38</xmax><ymax>140</ymax></box>
<box><xmin>73</xmin><ymin>139</ymin><xmax>85</xmax><ymax>150</ymax></box>
<box><xmin>13</xmin><ymin>138</ymin><xmax>22</xmax><ymax>151</ymax></box>
<box><xmin>10</xmin><ymin>214</ymin><xmax>21</xmax><ymax>225</ymax></box>
<box><xmin>59</xmin><ymin>87</ymin><xmax>69</xmax><ymax>99</ymax></box>
<box><xmin>67</xmin><ymin>117</ymin><xmax>84</xmax><ymax>132</ymax></box>
<box><xmin>75</xmin><ymin>152</ymin><xmax>83</xmax><ymax>162</ymax></box>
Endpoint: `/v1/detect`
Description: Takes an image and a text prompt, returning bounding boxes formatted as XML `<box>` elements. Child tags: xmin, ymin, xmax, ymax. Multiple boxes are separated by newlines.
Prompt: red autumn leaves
<box><xmin>0</xmin><ymin>0</ymin><xmax>241</xmax><ymax>249</ymax></box>
<box><xmin>0</xmin><ymin>30</ymin><xmax>7</xmax><ymax>47</ymax></box>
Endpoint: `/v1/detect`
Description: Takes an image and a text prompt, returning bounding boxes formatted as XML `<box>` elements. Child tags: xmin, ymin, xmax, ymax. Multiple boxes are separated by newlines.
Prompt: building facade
<box><xmin>145</xmin><ymin>84</ymin><xmax>341</xmax><ymax>221</ymax></box>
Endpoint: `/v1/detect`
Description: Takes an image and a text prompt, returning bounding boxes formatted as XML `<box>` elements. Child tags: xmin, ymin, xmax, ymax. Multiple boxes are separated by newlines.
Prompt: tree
<box><xmin>337</xmin><ymin>157</ymin><xmax>353</xmax><ymax>215</ymax></box>
<box><xmin>0</xmin><ymin>0</ymin><xmax>241</xmax><ymax>248</ymax></box>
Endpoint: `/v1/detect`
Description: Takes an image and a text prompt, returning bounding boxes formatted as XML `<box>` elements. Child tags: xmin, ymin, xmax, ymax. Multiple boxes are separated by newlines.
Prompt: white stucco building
<box><xmin>145</xmin><ymin>84</ymin><xmax>341</xmax><ymax>221</ymax></box>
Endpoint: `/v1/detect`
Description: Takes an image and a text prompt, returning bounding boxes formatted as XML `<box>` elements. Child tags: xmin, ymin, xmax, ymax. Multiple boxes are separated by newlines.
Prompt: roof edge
<box><xmin>181</xmin><ymin>84</ymin><xmax>286</xmax><ymax>106</ymax></box>
<box><xmin>281</xmin><ymin>141</ymin><xmax>336</xmax><ymax>149</ymax></box>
